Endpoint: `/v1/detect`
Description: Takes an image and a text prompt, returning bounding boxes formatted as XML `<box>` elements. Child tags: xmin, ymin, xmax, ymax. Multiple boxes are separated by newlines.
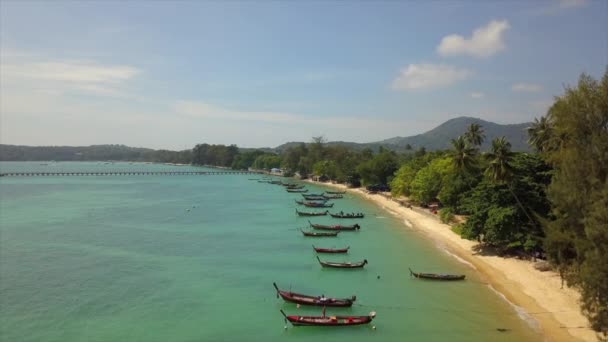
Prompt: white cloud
<box><xmin>437</xmin><ymin>20</ymin><xmax>510</xmax><ymax>58</ymax></box>
<box><xmin>0</xmin><ymin>56</ymin><xmax>140</xmax><ymax>98</ymax></box>
<box><xmin>470</xmin><ymin>92</ymin><xmax>484</xmax><ymax>99</ymax></box>
<box><xmin>391</xmin><ymin>64</ymin><xmax>471</xmax><ymax>91</ymax></box>
<box><xmin>529</xmin><ymin>0</ymin><xmax>589</xmax><ymax>15</ymax></box>
<box><xmin>512</xmin><ymin>83</ymin><xmax>543</xmax><ymax>92</ymax></box>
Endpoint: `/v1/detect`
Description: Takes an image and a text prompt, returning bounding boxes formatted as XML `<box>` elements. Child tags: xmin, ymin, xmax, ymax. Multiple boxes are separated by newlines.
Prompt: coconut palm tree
<box><xmin>527</xmin><ymin>116</ymin><xmax>553</xmax><ymax>152</ymax></box>
<box><xmin>449</xmin><ymin>135</ymin><xmax>478</xmax><ymax>174</ymax></box>
<box><xmin>485</xmin><ymin>137</ymin><xmax>513</xmax><ymax>183</ymax></box>
<box><xmin>465</xmin><ymin>123</ymin><xmax>485</xmax><ymax>148</ymax></box>
<box><xmin>485</xmin><ymin>137</ymin><xmax>535</xmax><ymax>225</ymax></box>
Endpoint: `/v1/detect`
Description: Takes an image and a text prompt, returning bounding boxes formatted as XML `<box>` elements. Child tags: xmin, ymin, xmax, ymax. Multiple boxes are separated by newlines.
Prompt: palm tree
<box><xmin>527</xmin><ymin>116</ymin><xmax>552</xmax><ymax>152</ymax></box>
<box><xmin>465</xmin><ymin>123</ymin><xmax>485</xmax><ymax>148</ymax></box>
<box><xmin>449</xmin><ymin>135</ymin><xmax>477</xmax><ymax>174</ymax></box>
<box><xmin>485</xmin><ymin>137</ymin><xmax>513</xmax><ymax>183</ymax></box>
<box><xmin>485</xmin><ymin>137</ymin><xmax>535</xmax><ymax>225</ymax></box>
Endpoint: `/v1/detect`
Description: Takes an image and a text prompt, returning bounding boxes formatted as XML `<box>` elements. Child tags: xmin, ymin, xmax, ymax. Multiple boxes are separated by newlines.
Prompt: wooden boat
<box><xmin>273</xmin><ymin>282</ymin><xmax>355</xmax><ymax>307</ymax></box>
<box><xmin>304</xmin><ymin>202</ymin><xmax>334</xmax><ymax>208</ymax></box>
<box><xmin>307</xmin><ymin>193</ymin><xmax>324</xmax><ymax>196</ymax></box>
<box><xmin>286</xmin><ymin>184</ymin><xmax>305</xmax><ymax>189</ymax></box>
<box><xmin>296</xmin><ymin>209</ymin><xmax>328</xmax><ymax>217</ymax></box>
<box><xmin>313</xmin><ymin>245</ymin><xmax>349</xmax><ymax>253</ymax></box>
<box><xmin>326</xmin><ymin>190</ymin><xmax>346</xmax><ymax>194</ymax></box>
<box><xmin>323</xmin><ymin>194</ymin><xmax>343</xmax><ymax>199</ymax></box>
<box><xmin>302</xmin><ymin>195</ymin><xmax>326</xmax><ymax>200</ymax></box>
<box><xmin>409</xmin><ymin>268</ymin><xmax>465</xmax><ymax>281</ymax></box>
<box><xmin>301</xmin><ymin>229</ymin><xmax>339</xmax><ymax>237</ymax></box>
<box><xmin>329</xmin><ymin>212</ymin><xmax>365</xmax><ymax>219</ymax></box>
<box><xmin>280</xmin><ymin>309</ymin><xmax>376</xmax><ymax>327</ymax></box>
<box><xmin>309</xmin><ymin>221</ymin><xmax>360</xmax><ymax>231</ymax></box>
<box><xmin>317</xmin><ymin>256</ymin><xmax>367</xmax><ymax>268</ymax></box>
<box><xmin>294</xmin><ymin>200</ymin><xmax>327</xmax><ymax>204</ymax></box>
<box><xmin>287</xmin><ymin>189</ymin><xmax>308</xmax><ymax>193</ymax></box>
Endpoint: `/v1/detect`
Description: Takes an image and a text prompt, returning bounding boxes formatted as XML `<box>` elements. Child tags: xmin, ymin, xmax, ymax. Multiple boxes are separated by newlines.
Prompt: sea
<box><xmin>0</xmin><ymin>162</ymin><xmax>541</xmax><ymax>341</ymax></box>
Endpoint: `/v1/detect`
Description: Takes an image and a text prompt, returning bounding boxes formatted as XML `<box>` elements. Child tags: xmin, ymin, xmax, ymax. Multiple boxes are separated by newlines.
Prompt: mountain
<box><xmin>275</xmin><ymin>117</ymin><xmax>532</xmax><ymax>152</ymax></box>
<box><xmin>376</xmin><ymin>117</ymin><xmax>532</xmax><ymax>151</ymax></box>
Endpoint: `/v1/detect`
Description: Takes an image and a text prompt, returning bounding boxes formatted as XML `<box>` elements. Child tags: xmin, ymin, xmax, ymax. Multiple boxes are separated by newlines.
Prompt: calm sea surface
<box><xmin>0</xmin><ymin>162</ymin><xmax>541</xmax><ymax>341</ymax></box>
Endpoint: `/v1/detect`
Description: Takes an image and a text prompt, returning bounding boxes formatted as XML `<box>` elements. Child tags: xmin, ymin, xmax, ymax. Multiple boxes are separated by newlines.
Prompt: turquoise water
<box><xmin>0</xmin><ymin>162</ymin><xmax>541</xmax><ymax>341</ymax></box>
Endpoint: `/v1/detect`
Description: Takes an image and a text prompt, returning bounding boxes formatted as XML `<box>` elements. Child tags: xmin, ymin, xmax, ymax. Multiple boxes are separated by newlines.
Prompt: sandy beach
<box><xmin>304</xmin><ymin>180</ymin><xmax>598</xmax><ymax>342</ymax></box>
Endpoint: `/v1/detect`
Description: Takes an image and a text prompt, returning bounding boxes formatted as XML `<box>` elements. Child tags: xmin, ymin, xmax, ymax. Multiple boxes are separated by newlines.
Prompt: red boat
<box><xmin>273</xmin><ymin>282</ymin><xmax>356</xmax><ymax>307</ymax></box>
<box><xmin>309</xmin><ymin>221</ymin><xmax>360</xmax><ymax>231</ymax></box>
<box><xmin>280</xmin><ymin>309</ymin><xmax>376</xmax><ymax>327</ymax></box>
<box><xmin>313</xmin><ymin>245</ymin><xmax>349</xmax><ymax>253</ymax></box>
<box><xmin>301</xmin><ymin>229</ymin><xmax>339</xmax><ymax>237</ymax></box>
<box><xmin>317</xmin><ymin>256</ymin><xmax>367</xmax><ymax>268</ymax></box>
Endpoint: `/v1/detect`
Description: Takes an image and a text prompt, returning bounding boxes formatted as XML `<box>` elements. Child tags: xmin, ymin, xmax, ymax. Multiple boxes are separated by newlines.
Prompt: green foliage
<box><xmin>251</xmin><ymin>154</ymin><xmax>281</xmax><ymax>170</ymax></box>
<box><xmin>231</xmin><ymin>150</ymin><xmax>266</xmax><ymax>170</ymax></box>
<box><xmin>409</xmin><ymin>157</ymin><xmax>452</xmax><ymax>204</ymax></box>
<box><xmin>356</xmin><ymin>150</ymin><xmax>398</xmax><ymax>186</ymax></box>
<box><xmin>192</xmin><ymin>144</ymin><xmax>239</xmax><ymax>167</ymax></box>
<box><xmin>390</xmin><ymin>164</ymin><xmax>417</xmax><ymax>196</ymax></box>
<box><xmin>538</xmin><ymin>70</ymin><xmax>608</xmax><ymax>335</ymax></box>
<box><xmin>312</xmin><ymin>160</ymin><xmax>338</xmax><ymax>179</ymax></box>
<box><xmin>439</xmin><ymin>208</ymin><xmax>455</xmax><ymax>224</ymax></box>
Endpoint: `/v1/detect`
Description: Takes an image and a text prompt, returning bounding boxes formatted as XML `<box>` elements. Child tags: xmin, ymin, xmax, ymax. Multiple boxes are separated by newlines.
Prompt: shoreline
<box><xmin>303</xmin><ymin>180</ymin><xmax>597</xmax><ymax>342</ymax></box>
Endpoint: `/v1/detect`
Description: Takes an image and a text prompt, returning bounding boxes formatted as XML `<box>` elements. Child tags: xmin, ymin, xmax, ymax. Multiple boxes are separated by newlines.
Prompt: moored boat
<box><xmin>287</xmin><ymin>189</ymin><xmax>308</xmax><ymax>193</ymax></box>
<box><xmin>280</xmin><ymin>309</ymin><xmax>376</xmax><ymax>327</ymax></box>
<box><xmin>326</xmin><ymin>190</ymin><xmax>346</xmax><ymax>194</ymax></box>
<box><xmin>296</xmin><ymin>209</ymin><xmax>328</xmax><ymax>216</ymax></box>
<box><xmin>313</xmin><ymin>245</ymin><xmax>349</xmax><ymax>253</ymax></box>
<box><xmin>408</xmin><ymin>268</ymin><xmax>465</xmax><ymax>281</ymax></box>
<box><xmin>323</xmin><ymin>194</ymin><xmax>343</xmax><ymax>199</ymax></box>
<box><xmin>273</xmin><ymin>282</ymin><xmax>355</xmax><ymax>307</ymax></box>
<box><xmin>329</xmin><ymin>212</ymin><xmax>365</xmax><ymax>219</ymax></box>
<box><xmin>309</xmin><ymin>221</ymin><xmax>360</xmax><ymax>231</ymax></box>
<box><xmin>302</xmin><ymin>194</ymin><xmax>326</xmax><ymax>200</ymax></box>
<box><xmin>301</xmin><ymin>229</ymin><xmax>339</xmax><ymax>237</ymax></box>
<box><xmin>317</xmin><ymin>256</ymin><xmax>367</xmax><ymax>268</ymax></box>
<box><xmin>303</xmin><ymin>202</ymin><xmax>334</xmax><ymax>208</ymax></box>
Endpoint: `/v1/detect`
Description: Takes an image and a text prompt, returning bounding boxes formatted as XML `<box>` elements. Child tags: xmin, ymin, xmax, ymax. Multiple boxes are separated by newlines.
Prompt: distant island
<box><xmin>0</xmin><ymin>116</ymin><xmax>530</xmax><ymax>162</ymax></box>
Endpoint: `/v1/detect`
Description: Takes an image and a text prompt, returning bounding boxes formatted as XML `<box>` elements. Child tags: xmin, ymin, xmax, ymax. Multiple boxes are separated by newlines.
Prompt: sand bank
<box><xmin>304</xmin><ymin>180</ymin><xmax>597</xmax><ymax>342</ymax></box>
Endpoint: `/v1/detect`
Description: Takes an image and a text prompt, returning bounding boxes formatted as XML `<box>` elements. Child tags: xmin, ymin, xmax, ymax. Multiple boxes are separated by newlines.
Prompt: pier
<box><xmin>0</xmin><ymin>171</ymin><xmax>261</xmax><ymax>177</ymax></box>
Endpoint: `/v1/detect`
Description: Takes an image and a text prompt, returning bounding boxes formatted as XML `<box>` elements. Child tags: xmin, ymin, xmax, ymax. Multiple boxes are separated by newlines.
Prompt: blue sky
<box><xmin>1</xmin><ymin>0</ymin><xmax>606</xmax><ymax>149</ymax></box>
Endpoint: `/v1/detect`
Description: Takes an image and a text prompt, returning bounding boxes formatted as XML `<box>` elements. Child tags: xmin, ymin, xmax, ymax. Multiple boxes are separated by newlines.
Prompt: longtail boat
<box><xmin>329</xmin><ymin>212</ymin><xmax>365</xmax><ymax>219</ymax></box>
<box><xmin>287</xmin><ymin>189</ymin><xmax>308</xmax><ymax>193</ymax></box>
<box><xmin>313</xmin><ymin>245</ymin><xmax>350</xmax><ymax>253</ymax></box>
<box><xmin>323</xmin><ymin>194</ymin><xmax>343</xmax><ymax>199</ymax></box>
<box><xmin>317</xmin><ymin>256</ymin><xmax>367</xmax><ymax>268</ymax></box>
<box><xmin>307</xmin><ymin>193</ymin><xmax>324</xmax><ymax>196</ymax></box>
<box><xmin>301</xmin><ymin>229</ymin><xmax>339</xmax><ymax>237</ymax></box>
<box><xmin>308</xmin><ymin>221</ymin><xmax>360</xmax><ymax>231</ymax></box>
<box><xmin>286</xmin><ymin>184</ymin><xmax>305</xmax><ymax>189</ymax></box>
<box><xmin>296</xmin><ymin>209</ymin><xmax>328</xmax><ymax>217</ymax></box>
<box><xmin>326</xmin><ymin>190</ymin><xmax>346</xmax><ymax>194</ymax></box>
<box><xmin>273</xmin><ymin>283</ymin><xmax>355</xmax><ymax>307</ymax></box>
<box><xmin>409</xmin><ymin>268</ymin><xmax>465</xmax><ymax>281</ymax></box>
<box><xmin>302</xmin><ymin>194</ymin><xmax>326</xmax><ymax>200</ymax></box>
<box><xmin>280</xmin><ymin>309</ymin><xmax>376</xmax><ymax>327</ymax></box>
<box><xmin>304</xmin><ymin>202</ymin><xmax>334</xmax><ymax>208</ymax></box>
<box><xmin>294</xmin><ymin>200</ymin><xmax>327</xmax><ymax>204</ymax></box>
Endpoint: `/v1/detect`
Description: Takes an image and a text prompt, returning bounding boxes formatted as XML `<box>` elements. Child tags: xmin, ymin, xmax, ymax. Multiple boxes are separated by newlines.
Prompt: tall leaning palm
<box><xmin>450</xmin><ymin>135</ymin><xmax>477</xmax><ymax>174</ymax></box>
<box><xmin>485</xmin><ymin>137</ymin><xmax>535</xmax><ymax>224</ymax></box>
<box><xmin>465</xmin><ymin>123</ymin><xmax>485</xmax><ymax>148</ymax></box>
<box><xmin>527</xmin><ymin>116</ymin><xmax>552</xmax><ymax>152</ymax></box>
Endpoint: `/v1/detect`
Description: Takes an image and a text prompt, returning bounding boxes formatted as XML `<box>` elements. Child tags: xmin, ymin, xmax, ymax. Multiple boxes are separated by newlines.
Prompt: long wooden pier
<box><xmin>0</xmin><ymin>171</ymin><xmax>261</xmax><ymax>177</ymax></box>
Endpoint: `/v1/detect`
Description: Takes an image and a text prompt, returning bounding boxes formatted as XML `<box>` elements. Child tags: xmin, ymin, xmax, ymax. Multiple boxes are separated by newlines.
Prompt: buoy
<box><xmin>284</xmin><ymin>325</ymin><xmax>288</xmax><ymax>330</ymax></box>
<box><xmin>372</xmin><ymin>326</ymin><xmax>376</xmax><ymax>330</ymax></box>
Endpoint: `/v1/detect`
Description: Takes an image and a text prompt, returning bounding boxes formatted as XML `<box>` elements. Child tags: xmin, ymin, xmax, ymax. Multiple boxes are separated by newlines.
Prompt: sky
<box><xmin>1</xmin><ymin>0</ymin><xmax>606</xmax><ymax>150</ymax></box>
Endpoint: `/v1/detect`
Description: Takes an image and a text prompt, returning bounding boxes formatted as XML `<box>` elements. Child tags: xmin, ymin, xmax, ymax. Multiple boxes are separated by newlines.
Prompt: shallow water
<box><xmin>0</xmin><ymin>162</ymin><xmax>541</xmax><ymax>341</ymax></box>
